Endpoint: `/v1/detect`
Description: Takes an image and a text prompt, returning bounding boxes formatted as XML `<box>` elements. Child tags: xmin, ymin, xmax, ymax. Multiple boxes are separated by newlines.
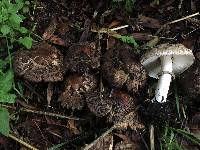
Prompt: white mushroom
<box><xmin>141</xmin><ymin>44</ymin><xmax>195</xmax><ymax>103</ymax></box>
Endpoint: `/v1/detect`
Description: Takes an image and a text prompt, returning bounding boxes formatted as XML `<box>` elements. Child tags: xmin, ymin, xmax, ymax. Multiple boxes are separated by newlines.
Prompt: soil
<box><xmin>0</xmin><ymin>0</ymin><xmax>200</xmax><ymax>150</ymax></box>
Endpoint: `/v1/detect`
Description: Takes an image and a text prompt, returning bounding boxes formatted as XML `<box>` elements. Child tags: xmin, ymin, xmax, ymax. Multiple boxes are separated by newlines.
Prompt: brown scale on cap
<box><xmin>108</xmin><ymin>90</ymin><xmax>144</xmax><ymax>129</ymax></box>
<box><xmin>86</xmin><ymin>89</ymin><xmax>112</xmax><ymax>117</ymax></box>
<box><xmin>109</xmin><ymin>90</ymin><xmax>134</xmax><ymax>121</ymax></box>
<box><xmin>179</xmin><ymin>62</ymin><xmax>200</xmax><ymax>98</ymax></box>
<box><xmin>13</xmin><ymin>42</ymin><xmax>64</xmax><ymax>82</ymax></box>
<box><xmin>59</xmin><ymin>73</ymin><xmax>97</xmax><ymax>110</ymax></box>
<box><xmin>85</xmin><ymin>88</ymin><xmax>143</xmax><ymax>129</ymax></box>
<box><xmin>64</xmin><ymin>42</ymin><xmax>101</xmax><ymax>73</ymax></box>
<box><xmin>102</xmin><ymin>47</ymin><xmax>147</xmax><ymax>93</ymax></box>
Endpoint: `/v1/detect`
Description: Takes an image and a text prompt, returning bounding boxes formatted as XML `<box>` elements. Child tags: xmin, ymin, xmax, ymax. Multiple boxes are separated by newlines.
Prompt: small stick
<box><xmin>156</xmin><ymin>12</ymin><xmax>199</xmax><ymax>35</ymax></box>
<box><xmin>167</xmin><ymin>12</ymin><xmax>199</xmax><ymax>25</ymax></box>
<box><xmin>150</xmin><ymin>124</ymin><xmax>155</xmax><ymax>150</ymax></box>
<box><xmin>83</xmin><ymin>111</ymin><xmax>139</xmax><ymax>150</ymax></box>
<box><xmin>22</xmin><ymin>108</ymin><xmax>84</xmax><ymax>120</ymax></box>
<box><xmin>110</xmin><ymin>25</ymin><xmax>129</xmax><ymax>31</ymax></box>
<box><xmin>0</xmin><ymin>104</ymin><xmax>84</xmax><ymax>120</ymax></box>
<box><xmin>83</xmin><ymin>125</ymin><xmax>116</xmax><ymax>150</ymax></box>
<box><xmin>8</xmin><ymin>133</ymin><xmax>39</xmax><ymax>150</ymax></box>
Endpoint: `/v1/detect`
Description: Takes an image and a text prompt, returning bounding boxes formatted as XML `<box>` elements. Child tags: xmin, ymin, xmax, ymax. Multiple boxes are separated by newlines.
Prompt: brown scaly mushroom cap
<box><xmin>59</xmin><ymin>73</ymin><xmax>97</xmax><ymax>110</ymax></box>
<box><xmin>64</xmin><ymin>42</ymin><xmax>101</xmax><ymax>73</ymax></box>
<box><xmin>102</xmin><ymin>47</ymin><xmax>147</xmax><ymax>93</ymax></box>
<box><xmin>13</xmin><ymin>42</ymin><xmax>64</xmax><ymax>82</ymax></box>
<box><xmin>108</xmin><ymin>90</ymin><xmax>136</xmax><ymax>123</ymax></box>
<box><xmin>86</xmin><ymin>89</ymin><xmax>112</xmax><ymax>117</ymax></box>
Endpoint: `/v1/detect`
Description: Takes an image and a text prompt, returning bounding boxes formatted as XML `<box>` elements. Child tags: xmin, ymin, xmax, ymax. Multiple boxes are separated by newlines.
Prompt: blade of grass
<box><xmin>174</xmin><ymin>81</ymin><xmax>181</xmax><ymax>119</ymax></box>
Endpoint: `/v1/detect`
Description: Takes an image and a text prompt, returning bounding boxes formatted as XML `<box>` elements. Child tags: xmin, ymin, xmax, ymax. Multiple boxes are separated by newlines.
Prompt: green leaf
<box><xmin>18</xmin><ymin>27</ymin><xmax>28</xmax><ymax>33</ymax></box>
<box><xmin>48</xmin><ymin>142</ymin><xmax>68</xmax><ymax>150</ymax></box>
<box><xmin>115</xmin><ymin>35</ymin><xmax>139</xmax><ymax>48</ymax></box>
<box><xmin>0</xmin><ymin>69</ymin><xmax>14</xmax><ymax>93</ymax></box>
<box><xmin>23</xmin><ymin>6</ymin><xmax>29</xmax><ymax>13</ymax></box>
<box><xmin>0</xmin><ymin>92</ymin><xmax>16</xmax><ymax>103</ymax></box>
<box><xmin>9</xmin><ymin>14</ymin><xmax>22</xmax><ymax>26</ymax></box>
<box><xmin>0</xmin><ymin>25</ymin><xmax>10</xmax><ymax>35</ymax></box>
<box><xmin>0</xmin><ymin>15</ymin><xmax>3</xmax><ymax>23</ymax></box>
<box><xmin>17</xmin><ymin>82</ymin><xmax>24</xmax><ymax>96</ymax></box>
<box><xmin>0</xmin><ymin>108</ymin><xmax>10</xmax><ymax>136</ymax></box>
<box><xmin>25</xmin><ymin>1</ymin><xmax>30</xmax><ymax>5</ymax></box>
<box><xmin>125</xmin><ymin>0</ymin><xmax>136</xmax><ymax>12</ymax></box>
<box><xmin>18</xmin><ymin>36</ymin><xmax>33</xmax><ymax>49</ymax></box>
<box><xmin>0</xmin><ymin>59</ymin><xmax>7</xmax><ymax>69</ymax></box>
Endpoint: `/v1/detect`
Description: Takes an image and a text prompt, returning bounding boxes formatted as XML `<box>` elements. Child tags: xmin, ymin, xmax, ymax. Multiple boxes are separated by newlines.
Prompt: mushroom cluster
<box><xmin>141</xmin><ymin>43</ymin><xmax>195</xmax><ymax>103</ymax></box>
<box><xmin>102</xmin><ymin>46</ymin><xmax>147</xmax><ymax>93</ymax></box>
<box><xmin>13</xmin><ymin>40</ymin><xmax>146</xmax><ymax>130</ymax></box>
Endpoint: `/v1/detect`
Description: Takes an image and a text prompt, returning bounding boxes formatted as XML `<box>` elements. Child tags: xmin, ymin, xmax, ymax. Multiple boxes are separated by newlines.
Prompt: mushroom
<box><xmin>102</xmin><ymin>46</ymin><xmax>147</xmax><ymax>93</ymax></box>
<box><xmin>59</xmin><ymin>73</ymin><xmax>97</xmax><ymax>110</ymax></box>
<box><xmin>13</xmin><ymin>42</ymin><xmax>64</xmax><ymax>82</ymax></box>
<box><xmin>64</xmin><ymin>42</ymin><xmax>101</xmax><ymax>73</ymax></box>
<box><xmin>141</xmin><ymin>43</ymin><xmax>195</xmax><ymax>103</ymax></box>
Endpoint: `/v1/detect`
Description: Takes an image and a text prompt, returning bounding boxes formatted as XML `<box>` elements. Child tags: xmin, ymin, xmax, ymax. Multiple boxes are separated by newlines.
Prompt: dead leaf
<box><xmin>114</xmin><ymin>130</ymin><xmax>144</xmax><ymax>150</ymax></box>
<box><xmin>138</xmin><ymin>15</ymin><xmax>161</xmax><ymax>29</ymax></box>
<box><xmin>67</xmin><ymin>120</ymin><xmax>80</xmax><ymax>135</ymax></box>
<box><xmin>43</xmin><ymin>16</ymin><xmax>73</xmax><ymax>47</ymax></box>
<box><xmin>131</xmin><ymin>32</ymin><xmax>153</xmax><ymax>41</ymax></box>
<box><xmin>109</xmin><ymin>20</ymin><xmax>121</xmax><ymax>28</ymax></box>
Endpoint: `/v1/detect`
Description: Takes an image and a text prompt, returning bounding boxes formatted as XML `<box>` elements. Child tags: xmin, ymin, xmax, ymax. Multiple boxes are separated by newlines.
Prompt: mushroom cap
<box><xmin>59</xmin><ymin>73</ymin><xmax>97</xmax><ymax>110</ymax></box>
<box><xmin>64</xmin><ymin>42</ymin><xmax>101</xmax><ymax>73</ymax></box>
<box><xmin>108</xmin><ymin>90</ymin><xmax>137</xmax><ymax>123</ymax></box>
<box><xmin>13</xmin><ymin>42</ymin><xmax>64</xmax><ymax>82</ymax></box>
<box><xmin>141</xmin><ymin>44</ymin><xmax>195</xmax><ymax>79</ymax></box>
<box><xmin>86</xmin><ymin>90</ymin><xmax>112</xmax><ymax>117</ymax></box>
<box><xmin>102</xmin><ymin>47</ymin><xmax>147</xmax><ymax>93</ymax></box>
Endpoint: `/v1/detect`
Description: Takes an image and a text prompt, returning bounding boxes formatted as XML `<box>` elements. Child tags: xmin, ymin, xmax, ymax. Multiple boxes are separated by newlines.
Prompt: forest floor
<box><xmin>0</xmin><ymin>0</ymin><xmax>200</xmax><ymax>150</ymax></box>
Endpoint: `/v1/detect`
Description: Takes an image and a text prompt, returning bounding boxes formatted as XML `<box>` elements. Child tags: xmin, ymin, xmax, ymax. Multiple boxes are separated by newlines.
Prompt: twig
<box><xmin>167</xmin><ymin>12</ymin><xmax>199</xmax><ymax>25</ymax></box>
<box><xmin>0</xmin><ymin>104</ymin><xmax>84</xmax><ymax>120</ymax></box>
<box><xmin>150</xmin><ymin>124</ymin><xmax>155</xmax><ymax>150</ymax></box>
<box><xmin>139</xmin><ymin>130</ymin><xmax>150</xmax><ymax>150</ymax></box>
<box><xmin>21</xmin><ymin>108</ymin><xmax>84</xmax><ymax>120</ymax></box>
<box><xmin>8</xmin><ymin>133</ymin><xmax>39</xmax><ymax>150</ymax></box>
<box><xmin>83</xmin><ymin>111</ymin><xmax>139</xmax><ymax>150</ymax></box>
<box><xmin>83</xmin><ymin>125</ymin><xmax>116</xmax><ymax>150</ymax></box>
<box><xmin>110</xmin><ymin>25</ymin><xmax>129</xmax><ymax>31</ymax></box>
<box><xmin>156</xmin><ymin>12</ymin><xmax>200</xmax><ymax>35</ymax></box>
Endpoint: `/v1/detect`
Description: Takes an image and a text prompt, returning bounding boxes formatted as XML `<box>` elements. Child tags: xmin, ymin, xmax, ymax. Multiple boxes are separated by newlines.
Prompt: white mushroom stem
<box><xmin>154</xmin><ymin>55</ymin><xmax>173</xmax><ymax>103</ymax></box>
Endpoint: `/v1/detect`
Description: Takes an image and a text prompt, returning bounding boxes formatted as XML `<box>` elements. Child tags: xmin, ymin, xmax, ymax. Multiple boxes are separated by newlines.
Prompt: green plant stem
<box><xmin>5</xmin><ymin>37</ymin><xmax>12</xmax><ymax>68</ymax></box>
